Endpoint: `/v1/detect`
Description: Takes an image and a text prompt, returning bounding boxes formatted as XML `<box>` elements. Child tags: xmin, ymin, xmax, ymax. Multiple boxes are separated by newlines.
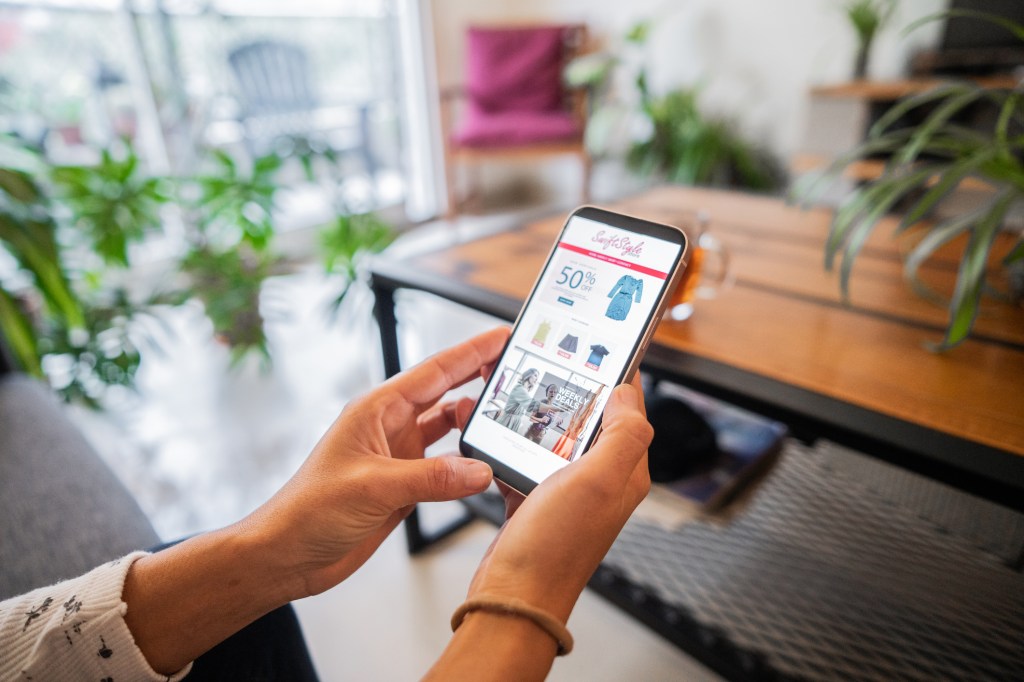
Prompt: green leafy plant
<box><xmin>565</xmin><ymin>18</ymin><xmax>783</xmax><ymax>192</ymax></box>
<box><xmin>172</xmin><ymin>149</ymin><xmax>289</xmax><ymax>363</ymax></box>
<box><xmin>0</xmin><ymin>157</ymin><xmax>83</xmax><ymax>376</ymax></box>
<box><xmin>1</xmin><ymin>133</ymin><xmax>397</xmax><ymax>401</ymax></box>
<box><xmin>843</xmin><ymin>0</ymin><xmax>896</xmax><ymax>79</ymax></box>
<box><xmin>0</xmin><ymin>139</ymin><xmax>277</xmax><ymax>394</ymax></box>
<box><xmin>189</xmin><ymin>150</ymin><xmax>281</xmax><ymax>251</ymax></box>
<box><xmin>178</xmin><ymin>244</ymin><xmax>276</xmax><ymax>365</ymax></box>
<box><xmin>50</xmin><ymin>143</ymin><xmax>170</xmax><ymax>266</ymax></box>
<box><xmin>319</xmin><ymin>210</ymin><xmax>395</xmax><ymax>313</ymax></box>
<box><xmin>0</xmin><ymin>137</ymin><xmax>158</xmax><ymax>401</ymax></box>
<box><xmin>174</xmin><ymin>146</ymin><xmax>394</xmax><ymax>360</ymax></box>
<box><xmin>798</xmin><ymin>11</ymin><xmax>1024</xmax><ymax>350</ymax></box>
<box><xmin>628</xmin><ymin>87</ymin><xmax>783</xmax><ymax>191</ymax></box>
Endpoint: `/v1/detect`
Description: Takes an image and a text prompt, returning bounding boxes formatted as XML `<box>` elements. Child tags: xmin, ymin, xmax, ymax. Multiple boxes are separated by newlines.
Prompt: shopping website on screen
<box><xmin>463</xmin><ymin>215</ymin><xmax>682</xmax><ymax>484</ymax></box>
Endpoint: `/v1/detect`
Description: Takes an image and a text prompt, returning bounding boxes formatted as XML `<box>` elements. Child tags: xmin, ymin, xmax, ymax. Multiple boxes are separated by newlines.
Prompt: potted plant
<box><xmin>565</xmin><ymin>18</ymin><xmax>783</xmax><ymax>192</ymax></box>
<box><xmin>0</xmin><ymin>134</ymin><xmax>397</xmax><ymax>401</ymax></box>
<box><xmin>627</xmin><ymin>86</ymin><xmax>783</xmax><ymax>191</ymax></box>
<box><xmin>170</xmin><ymin>149</ymin><xmax>286</xmax><ymax>365</ymax></box>
<box><xmin>842</xmin><ymin>0</ymin><xmax>896</xmax><ymax>80</ymax></box>
<box><xmin>798</xmin><ymin>11</ymin><xmax>1024</xmax><ymax>350</ymax></box>
<box><xmin>174</xmin><ymin>146</ymin><xmax>396</xmax><ymax>362</ymax></box>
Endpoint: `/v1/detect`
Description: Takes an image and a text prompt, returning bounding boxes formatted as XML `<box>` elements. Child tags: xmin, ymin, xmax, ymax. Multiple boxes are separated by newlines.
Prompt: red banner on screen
<box><xmin>557</xmin><ymin>242</ymin><xmax>668</xmax><ymax>279</ymax></box>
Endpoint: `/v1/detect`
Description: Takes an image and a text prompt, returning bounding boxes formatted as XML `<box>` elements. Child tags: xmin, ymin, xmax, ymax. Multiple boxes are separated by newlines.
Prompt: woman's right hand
<box><xmin>426</xmin><ymin>375</ymin><xmax>652</xmax><ymax>681</ymax></box>
<box><xmin>466</xmin><ymin>375</ymin><xmax>652</xmax><ymax>622</ymax></box>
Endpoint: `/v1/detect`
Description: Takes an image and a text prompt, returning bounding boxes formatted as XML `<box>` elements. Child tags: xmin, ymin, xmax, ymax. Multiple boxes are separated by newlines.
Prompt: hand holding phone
<box><xmin>459</xmin><ymin>207</ymin><xmax>688</xmax><ymax>494</ymax></box>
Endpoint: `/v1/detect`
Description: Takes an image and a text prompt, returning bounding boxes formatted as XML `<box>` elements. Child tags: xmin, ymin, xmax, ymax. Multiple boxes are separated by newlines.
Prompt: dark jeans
<box><xmin>150</xmin><ymin>540</ymin><xmax>319</xmax><ymax>682</ymax></box>
<box><xmin>187</xmin><ymin>602</ymin><xmax>319</xmax><ymax>682</ymax></box>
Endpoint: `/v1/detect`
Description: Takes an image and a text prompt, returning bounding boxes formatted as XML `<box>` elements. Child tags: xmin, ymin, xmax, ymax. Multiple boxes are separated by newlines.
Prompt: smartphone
<box><xmin>459</xmin><ymin>206</ymin><xmax>689</xmax><ymax>495</ymax></box>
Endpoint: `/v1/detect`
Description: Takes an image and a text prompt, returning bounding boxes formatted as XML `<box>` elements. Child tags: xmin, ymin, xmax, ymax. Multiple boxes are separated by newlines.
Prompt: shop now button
<box><xmin>557</xmin><ymin>296</ymin><xmax>574</xmax><ymax>306</ymax></box>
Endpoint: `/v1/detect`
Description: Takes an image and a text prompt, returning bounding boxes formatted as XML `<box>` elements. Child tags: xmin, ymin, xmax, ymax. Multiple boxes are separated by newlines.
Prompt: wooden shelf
<box><xmin>809</xmin><ymin>76</ymin><xmax>1018</xmax><ymax>101</ymax></box>
<box><xmin>791</xmin><ymin>153</ymin><xmax>996</xmax><ymax>192</ymax></box>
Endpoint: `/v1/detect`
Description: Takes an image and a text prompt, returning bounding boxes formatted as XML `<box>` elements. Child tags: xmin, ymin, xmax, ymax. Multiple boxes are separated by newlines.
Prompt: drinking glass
<box><xmin>665</xmin><ymin>211</ymin><xmax>732</xmax><ymax>322</ymax></box>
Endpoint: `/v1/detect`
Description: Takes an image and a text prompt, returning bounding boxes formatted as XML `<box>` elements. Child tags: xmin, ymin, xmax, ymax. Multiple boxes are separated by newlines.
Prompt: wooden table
<box><xmin>369</xmin><ymin>186</ymin><xmax>1024</xmax><ymax>679</ymax></box>
<box><xmin>370</xmin><ymin>186</ymin><xmax>1024</xmax><ymax>512</ymax></box>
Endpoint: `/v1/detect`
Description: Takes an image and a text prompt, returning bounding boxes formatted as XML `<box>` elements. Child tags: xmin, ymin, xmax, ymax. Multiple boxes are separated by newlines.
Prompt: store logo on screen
<box><xmin>592</xmin><ymin>230</ymin><xmax>644</xmax><ymax>258</ymax></box>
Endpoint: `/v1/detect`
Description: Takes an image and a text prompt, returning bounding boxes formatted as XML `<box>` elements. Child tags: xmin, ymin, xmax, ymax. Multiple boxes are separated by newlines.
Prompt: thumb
<box><xmin>378</xmin><ymin>455</ymin><xmax>493</xmax><ymax>508</ymax></box>
<box><xmin>588</xmin><ymin>383</ymin><xmax>653</xmax><ymax>474</ymax></box>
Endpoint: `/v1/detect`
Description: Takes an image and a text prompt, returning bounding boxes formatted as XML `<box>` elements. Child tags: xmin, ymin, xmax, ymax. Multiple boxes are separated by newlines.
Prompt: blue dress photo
<box><xmin>606</xmin><ymin>275</ymin><xmax>644</xmax><ymax>321</ymax></box>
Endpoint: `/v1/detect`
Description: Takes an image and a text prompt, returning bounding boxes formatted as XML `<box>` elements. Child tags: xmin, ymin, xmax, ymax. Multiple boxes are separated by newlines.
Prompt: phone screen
<box><xmin>460</xmin><ymin>208</ymin><xmax>686</xmax><ymax>492</ymax></box>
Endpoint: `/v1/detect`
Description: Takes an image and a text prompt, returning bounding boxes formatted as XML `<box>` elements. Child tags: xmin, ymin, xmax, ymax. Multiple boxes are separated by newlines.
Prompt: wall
<box><xmin>431</xmin><ymin>0</ymin><xmax>946</xmax><ymax>167</ymax></box>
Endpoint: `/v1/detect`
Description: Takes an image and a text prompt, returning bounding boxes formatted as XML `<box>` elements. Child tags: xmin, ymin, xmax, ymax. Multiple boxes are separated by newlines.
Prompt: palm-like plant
<box><xmin>843</xmin><ymin>0</ymin><xmax>897</xmax><ymax>79</ymax></box>
<box><xmin>799</xmin><ymin>12</ymin><xmax>1024</xmax><ymax>350</ymax></box>
<box><xmin>172</xmin><ymin>149</ymin><xmax>288</xmax><ymax>363</ymax></box>
<box><xmin>0</xmin><ymin>157</ymin><xmax>83</xmax><ymax>376</ymax></box>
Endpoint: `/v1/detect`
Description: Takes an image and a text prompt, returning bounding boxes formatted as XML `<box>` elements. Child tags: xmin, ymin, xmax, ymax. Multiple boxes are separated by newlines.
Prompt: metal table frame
<box><xmin>369</xmin><ymin>245</ymin><xmax>1024</xmax><ymax>680</ymax></box>
<box><xmin>369</xmin><ymin>257</ymin><xmax>1024</xmax><ymax>518</ymax></box>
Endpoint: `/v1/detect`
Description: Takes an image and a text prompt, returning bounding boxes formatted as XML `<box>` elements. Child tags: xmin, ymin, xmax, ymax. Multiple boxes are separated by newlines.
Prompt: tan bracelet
<box><xmin>451</xmin><ymin>595</ymin><xmax>574</xmax><ymax>656</ymax></box>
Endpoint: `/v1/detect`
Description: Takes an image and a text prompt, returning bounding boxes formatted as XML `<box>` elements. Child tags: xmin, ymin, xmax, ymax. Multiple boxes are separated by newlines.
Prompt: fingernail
<box><xmin>464</xmin><ymin>460</ymin><xmax>493</xmax><ymax>489</ymax></box>
<box><xmin>614</xmin><ymin>383</ymin><xmax>639</xmax><ymax>409</ymax></box>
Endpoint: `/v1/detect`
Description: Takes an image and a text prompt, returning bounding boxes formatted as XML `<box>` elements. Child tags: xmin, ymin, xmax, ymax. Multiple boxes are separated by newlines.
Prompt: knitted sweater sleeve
<box><xmin>0</xmin><ymin>551</ymin><xmax>192</xmax><ymax>681</ymax></box>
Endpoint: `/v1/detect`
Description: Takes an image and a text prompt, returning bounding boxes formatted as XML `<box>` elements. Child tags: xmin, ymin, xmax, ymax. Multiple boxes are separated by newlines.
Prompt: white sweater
<box><xmin>0</xmin><ymin>552</ymin><xmax>192</xmax><ymax>681</ymax></box>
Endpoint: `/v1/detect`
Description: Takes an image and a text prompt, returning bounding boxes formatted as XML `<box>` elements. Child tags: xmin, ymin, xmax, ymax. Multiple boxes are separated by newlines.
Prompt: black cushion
<box><xmin>645</xmin><ymin>394</ymin><xmax>718</xmax><ymax>483</ymax></box>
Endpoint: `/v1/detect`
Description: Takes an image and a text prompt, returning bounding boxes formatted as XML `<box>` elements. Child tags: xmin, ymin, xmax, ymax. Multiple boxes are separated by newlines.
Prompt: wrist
<box><xmin>124</xmin><ymin>525</ymin><xmax>294</xmax><ymax>674</ymax></box>
<box><xmin>469</xmin><ymin>572</ymin><xmax>584</xmax><ymax>626</ymax></box>
<box><xmin>221</xmin><ymin>517</ymin><xmax>310</xmax><ymax>604</ymax></box>
<box><xmin>460</xmin><ymin>609</ymin><xmax>560</xmax><ymax>656</ymax></box>
<box><xmin>453</xmin><ymin>596</ymin><xmax>573</xmax><ymax>655</ymax></box>
<box><xmin>427</xmin><ymin>608</ymin><xmax>559</xmax><ymax>681</ymax></box>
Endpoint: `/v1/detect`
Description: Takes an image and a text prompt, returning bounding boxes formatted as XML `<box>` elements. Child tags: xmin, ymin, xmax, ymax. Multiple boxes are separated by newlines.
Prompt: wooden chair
<box><xmin>441</xmin><ymin>24</ymin><xmax>591</xmax><ymax>217</ymax></box>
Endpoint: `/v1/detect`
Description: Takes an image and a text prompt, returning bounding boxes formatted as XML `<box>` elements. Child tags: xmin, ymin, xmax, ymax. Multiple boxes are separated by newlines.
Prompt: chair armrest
<box><xmin>440</xmin><ymin>84</ymin><xmax>466</xmax><ymax>104</ymax></box>
<box><xmin>567</xmin><ymin>85</ymin><xmax>589</xmax><ymax>125</ymax></box>
<box><xmin>439</xmin><ymin>85</ymin><xmax>467</xmax><ymax>141</ymax></box>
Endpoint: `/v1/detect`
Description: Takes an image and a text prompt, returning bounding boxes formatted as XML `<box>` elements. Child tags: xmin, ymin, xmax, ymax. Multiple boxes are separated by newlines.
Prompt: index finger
<box><xmin>386</xmin><ymin>327</ymin><xmax>510</xmax><ymax>407</ymax></box>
